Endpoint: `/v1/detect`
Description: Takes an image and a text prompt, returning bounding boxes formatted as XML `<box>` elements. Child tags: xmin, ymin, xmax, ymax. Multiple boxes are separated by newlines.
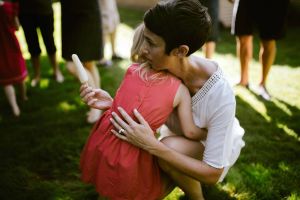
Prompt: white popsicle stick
<box><xmin>71</xmin><ymin>54</ymin><xmax>88</xmax><ymax>83</ymax></box>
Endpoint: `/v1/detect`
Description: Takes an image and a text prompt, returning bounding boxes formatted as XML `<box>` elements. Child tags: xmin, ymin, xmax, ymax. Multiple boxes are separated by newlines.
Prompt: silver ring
<box><xmin>118</xmin><ymin>128</ymin><xmax>125</xmax><ymax>135</ymax></box>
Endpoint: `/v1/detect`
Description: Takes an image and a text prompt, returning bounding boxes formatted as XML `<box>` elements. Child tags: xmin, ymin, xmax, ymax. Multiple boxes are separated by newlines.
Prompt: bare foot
<box><xmin>31</xmin><ymin>78</ymin><xmax>40</xmax><ymax>87</ymax></box>
<box><xmin>12</xmin><ymin>104</ymin><xmax>20</xmax><ymax>117</ymax></box>
<box><xmin>55</xmin><ymin>70</ymin><xmax>64</xmax><ymax>83</ymax></box>
<box><xmin>21</xmin><ymin>94</ymin><xmax>28</xmax><ymax>101</ymax></box>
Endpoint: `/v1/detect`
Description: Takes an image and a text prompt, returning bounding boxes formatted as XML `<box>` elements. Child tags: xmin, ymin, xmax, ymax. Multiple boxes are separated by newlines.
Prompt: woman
<box><xmin>81</xmin><ymin>0</ymin><xmax>245</xmax><ymax>199</ymax></box>
<box><xmin>60</xmin><ymin>0</ymin><xmax>103</xmax><ymax>123</ymax></box>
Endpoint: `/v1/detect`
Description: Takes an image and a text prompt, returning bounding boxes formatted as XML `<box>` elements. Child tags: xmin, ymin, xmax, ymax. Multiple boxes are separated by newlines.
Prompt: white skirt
<box><xmin>218</xmin><ymin>118</ymin><xmax>245</xmax><ymax>182</ymax></box>
<box><xmin>99</xmin><ymin>0</ymin><xmax>120</xmax><ymax>34</ymax></box>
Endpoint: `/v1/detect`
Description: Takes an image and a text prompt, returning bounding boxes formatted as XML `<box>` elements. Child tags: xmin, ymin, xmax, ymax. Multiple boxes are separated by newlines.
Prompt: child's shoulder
<box><xmin>124</xmin><ymin>63</ymin><xmax>140</xmax><ymax>76</ymax></box>
<box><xmin>126</xmin><ymin>63</ymin><xmax>181</xmax><ymax>85</ymax></box>
<box><xmin>128</xmin><ymin>63</ymin><xmax>140</xmax><ymax>70</ymax></box>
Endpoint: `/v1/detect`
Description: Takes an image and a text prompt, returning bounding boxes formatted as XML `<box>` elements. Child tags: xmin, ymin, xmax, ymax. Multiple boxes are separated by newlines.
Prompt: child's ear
<box><xmin>172</xmin><ymin>45</ymin><xmax>189</xmax><ymax>57</ymax></box>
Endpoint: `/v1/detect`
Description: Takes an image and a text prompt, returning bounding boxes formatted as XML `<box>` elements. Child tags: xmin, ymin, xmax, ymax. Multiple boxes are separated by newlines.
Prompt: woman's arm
<box><xmin>174</xmin><ymin>84</ymin><xmax>207</xmax><ymax>140</ymax></box>
<box><xmin>110</xmin><ymin>107</ymin><xmax>222</xmax><ymax>184</ymax></box>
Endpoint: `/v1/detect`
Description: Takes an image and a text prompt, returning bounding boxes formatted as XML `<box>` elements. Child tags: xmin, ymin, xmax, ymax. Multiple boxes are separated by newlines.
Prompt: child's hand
<box><xmin>80</xmin><ymin>84</ymin><xmax>113</xmax><ymax>110</ymax></box>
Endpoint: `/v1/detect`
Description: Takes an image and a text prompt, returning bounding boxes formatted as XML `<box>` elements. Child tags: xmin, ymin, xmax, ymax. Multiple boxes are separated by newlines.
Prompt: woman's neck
<box><xmin>172</xmin><ymin>55</ymin><xmax>217</xmax><ymax>95</ymax></box>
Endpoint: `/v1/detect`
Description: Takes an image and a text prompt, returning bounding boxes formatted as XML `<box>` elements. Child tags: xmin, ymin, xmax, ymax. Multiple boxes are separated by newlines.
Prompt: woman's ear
<box><xmin>172</xmin><ymin>45</ymin><xmax>189</xmax><ymax>57</ymax></box>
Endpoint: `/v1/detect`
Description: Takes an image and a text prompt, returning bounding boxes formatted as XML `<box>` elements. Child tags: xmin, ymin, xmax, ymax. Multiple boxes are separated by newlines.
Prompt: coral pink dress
<box><xmin>80</xmin><ymin>64</ymin><xmax>181</xmax><ymax>200</ymax></box>
<box><xmin>0</xmin><ymin>1</ymin><xmax>27</xmax><ymax>86</ymax></box>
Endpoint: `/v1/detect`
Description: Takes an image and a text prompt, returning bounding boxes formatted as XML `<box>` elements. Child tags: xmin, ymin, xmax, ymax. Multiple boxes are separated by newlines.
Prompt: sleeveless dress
<box><xmin>80</xmin><ymin>64</ymin><xmax>181</xmax><ymax>200</ymax></box>
<box><xmin>60</xmin><ymin>0</ymin><xmax>103</xmax><ymax>61</ymax></box>
<box><xmin>0</xmin><ymin>1</ymin><xmax>27</xmax><ymax>86</ymax></box>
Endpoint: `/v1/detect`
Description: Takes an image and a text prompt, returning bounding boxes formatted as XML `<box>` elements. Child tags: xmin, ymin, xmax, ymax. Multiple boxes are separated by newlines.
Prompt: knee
<box><xmin>160</xmin><ymin>136</ymin><xmax>179</xmax><ymax>150</ymax></box>
<box><xmin>158</xmin><ymin>137</ymin><xmax>181</xmax><ymax>172</ymax></box>
<box><xmin>83</xmin><ymin>61</ymin><xmax>95</xmax><ymax>71</ymax></box>
<box><xmin>261</xmin><ymin>40</ymin><xmax>276</xmax><ymax>51</ymax></box>
<box><xmin>239</xmin><ymin>35</ymin><xmax>252</xmax><ymax>43</ymax></box>
<box><xmin>66</xmin><ymin>62</ymin><xmax>76</xmax><ymax>75</ymax></box>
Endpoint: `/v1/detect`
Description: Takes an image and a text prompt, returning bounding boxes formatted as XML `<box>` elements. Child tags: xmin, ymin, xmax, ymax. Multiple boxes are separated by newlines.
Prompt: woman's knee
<box><xmin>160</xmin><ymin>136</ymin><xmax>179</xmax><ymax>150</ymax></box>
<box><xmin>160</xmin><ymin>136</ymin><xmax>204</xmax><ymax>159</ymax></box>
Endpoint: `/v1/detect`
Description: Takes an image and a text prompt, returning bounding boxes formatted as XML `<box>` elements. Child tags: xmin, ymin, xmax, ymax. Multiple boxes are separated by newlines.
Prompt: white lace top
<box><xmin>191</xmin><ymin>64</ymin><xmax>245</xmax><ymax>182</ymax></box>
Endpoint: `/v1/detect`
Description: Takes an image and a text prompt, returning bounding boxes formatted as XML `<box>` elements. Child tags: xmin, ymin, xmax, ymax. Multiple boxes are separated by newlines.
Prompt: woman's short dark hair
<box><xmin>144</xmin><ymin>0</ymin><xmax>211</xmax><ymax>56</ymax></box>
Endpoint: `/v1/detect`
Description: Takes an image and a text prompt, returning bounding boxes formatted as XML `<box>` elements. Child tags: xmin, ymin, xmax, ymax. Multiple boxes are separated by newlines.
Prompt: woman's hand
<box><xmin>110</xmin><ymin>107</ymin><xmax>159</xmax><ymax>151</ymax></box>
<box><xmin>80</xmin><ymin>83</ymin><xmax>113</xmax><ymax>110</ymax></box>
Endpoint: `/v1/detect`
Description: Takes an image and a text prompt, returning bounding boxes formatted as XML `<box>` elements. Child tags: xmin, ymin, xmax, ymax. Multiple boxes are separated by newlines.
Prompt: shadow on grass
<box><xmin>0</xmin><ymin>55</ymin><xmax>130</xmax><ymax>200</ymax></box>
<box><xmin>227</xmin><ymin>95</ymin><xmax>300</xmax><ymax>199</ymax></box>
<box><xmin>246</xmin><ymin>89</ymin><xmax>300</xmax><ymax>139</ymax></box>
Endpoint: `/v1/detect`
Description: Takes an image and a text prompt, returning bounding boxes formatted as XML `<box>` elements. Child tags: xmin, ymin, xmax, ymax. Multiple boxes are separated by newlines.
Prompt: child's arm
<box><xmin>173</xmin><ymin>84</ymin><xmax>207</xmax><ymax>141</ymax></box>
<box><xmin>80</xmin><ymin>84</ymin><xmax>113</xmax><ymax>110</ymax></box>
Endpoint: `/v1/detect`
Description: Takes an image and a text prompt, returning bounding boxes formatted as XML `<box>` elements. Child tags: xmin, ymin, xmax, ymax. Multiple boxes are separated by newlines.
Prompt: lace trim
<box><xmin>192</xmin><ymin>66</ymin><xmax>223</xmax><ymax>106</ymax></box>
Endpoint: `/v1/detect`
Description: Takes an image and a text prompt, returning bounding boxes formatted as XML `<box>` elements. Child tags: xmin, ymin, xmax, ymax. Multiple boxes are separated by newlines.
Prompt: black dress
<box><xmin>60</xmin><ymin>0</ymin><xmax>103</xmax><ymax>62</ymax></box>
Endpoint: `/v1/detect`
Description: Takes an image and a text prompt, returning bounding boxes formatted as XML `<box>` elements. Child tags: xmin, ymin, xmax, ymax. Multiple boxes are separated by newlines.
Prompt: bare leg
<box><xmin>18</xmin><ymin>81</ymin><xmax>28</xmax><ymax>101</ymax></box>
<box><xmin>159</xmin><ymin>136</ymin><xmax>205</xmax><ymax>200</ymax></box>
<box><xmin>30</xmin><ymin>55</ymin><xmax>41</xmax><ymax>87</ymax></box>
<box><xmin>259</xmin><ymin>39</ymin><xmax>276</xmax><ymax>87</ymax></box>
<box><xmin>203</xmin><ymin>41</ymin><xmax>216</xmax><ymax>59</ymax></box>
<box><xmin>83</xmin><ymin>61</ymin><xmax>102</xmax><ymax>123</ymax></box>
<box><xmin>99</xmin><ymin>34</ymin><xmax>112</xmax><ymax>66</ymax></box>
<box><xmin>110</xmin><ymin>30</ymin><xmax>122</xmax><ymax>60</ymax></box>
<box><xmin>237</xmin><ymin>35</ymin><xmax>253</xmax><ymax>86</ymax></box>
<box><xmin>257</xmin><ymin>39</ymin><xmax>276</xmax><ymax>100</ymax></box>
<box><xmin>66</xmin><ymin>61</ymin><xmax>76</xmax><ymax>76</ymax></box>
<box><xmin>66</xmin><ymin>61</ymin><xmax>100</xmax><ymax>87</ymax></box>
<box><xmin>4</xmin><ymin>85</ymin><xmax>20</xmax><ymax>116</ymax></box>
<box><xmin>49</xmin><ymin>53</ymin><xmax>64</xmax><ymax>83</ymax></box>
<box><xmin>110</xmin><ymin>31</ymin><xmax>117</xmax><ymax>56</ymax></box>
<box><xmin>65</xmin><ymin>61</ymin><xmax>101</xmax><ymax>123</ymax></box>
<box><xmin>84</xmin><ymin>61</ymin><xmax>100</xmax><ymax>88</ymax></box>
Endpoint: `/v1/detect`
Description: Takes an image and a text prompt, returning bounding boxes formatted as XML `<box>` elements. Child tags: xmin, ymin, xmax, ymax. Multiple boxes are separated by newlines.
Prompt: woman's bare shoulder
<box><xmin>192</xmin><ymin>56</ymin><xmax>218</xmax><ymax>73</ymax></box>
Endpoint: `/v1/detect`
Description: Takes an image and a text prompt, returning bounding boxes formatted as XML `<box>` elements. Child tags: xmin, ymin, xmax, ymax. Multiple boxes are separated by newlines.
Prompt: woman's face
<box><xmin>140</xmin><ymin>27</ymin><xmax>174</xmax><ymax>71</ymax></box>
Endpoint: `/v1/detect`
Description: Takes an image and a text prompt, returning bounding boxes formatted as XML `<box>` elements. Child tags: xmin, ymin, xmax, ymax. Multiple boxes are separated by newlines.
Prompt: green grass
<box><xmin>1</xmin><ymin>3</ymin><xmax>300</xmax><ymax>200</ymax></box>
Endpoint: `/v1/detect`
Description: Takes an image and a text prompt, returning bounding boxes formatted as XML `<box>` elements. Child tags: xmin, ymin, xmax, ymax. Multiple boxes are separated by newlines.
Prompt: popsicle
<box><xmin>71</xmin><ymin>54</ymin><xmax>88</xmax><ymax>83</ymax></box>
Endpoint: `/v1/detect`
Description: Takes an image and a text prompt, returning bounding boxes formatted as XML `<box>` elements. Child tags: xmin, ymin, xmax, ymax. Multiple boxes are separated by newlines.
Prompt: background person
<box><xmin>0</xmin><ymin>0</ymin><xmax>27</xmax><ymax>117</ymax></box>
<box><xmin>200</xmin><ymin>0</ymin><xmax>220</xmax><ymax>59</ymax></box>
<box><xmin>60</xmin><ymin>0</ymin><xmax>104</xmax><ymax>123</ymax></box>
<box><xmin>19</xmin><ymin>0</ymin><xmax>64</xmax><ymax>87</ymax></box>
<box><xmin>230</xmin><ymin>0</ymin><xmax>290</xmax><ymax>100</ymax></box>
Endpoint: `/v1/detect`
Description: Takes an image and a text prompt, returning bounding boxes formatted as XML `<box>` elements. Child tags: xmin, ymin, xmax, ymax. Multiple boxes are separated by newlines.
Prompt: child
<box><xmin>0</xmin><ymin>0</ymin><xmax>28</xmax><ymax>117</ymax></box>
<box><xmin>80</xmin><ymin>23</ymin><xmax>207</xmax><ymax>199</ymax></box>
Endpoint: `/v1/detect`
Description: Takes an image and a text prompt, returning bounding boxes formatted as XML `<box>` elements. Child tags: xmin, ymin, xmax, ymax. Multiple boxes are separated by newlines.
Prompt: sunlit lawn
<box><xmin>0</xmin><ymin>3</ymin><xmax>300</xmax><ymax>200</ymax></box>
